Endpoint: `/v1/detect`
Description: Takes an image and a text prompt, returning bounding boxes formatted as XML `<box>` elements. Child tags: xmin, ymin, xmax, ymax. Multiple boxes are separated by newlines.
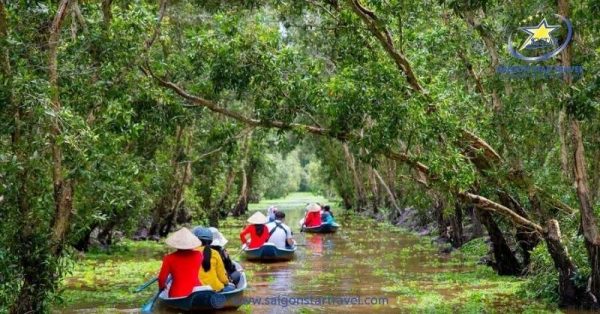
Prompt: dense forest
<box><xmin>0</xmin><ymin>0</ymin><xmax>599</xmax><ymax>313</ymax></box>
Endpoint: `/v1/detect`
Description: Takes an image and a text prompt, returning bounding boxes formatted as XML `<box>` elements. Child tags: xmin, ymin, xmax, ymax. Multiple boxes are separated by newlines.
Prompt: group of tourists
<box><xmin>157</xmin><ymin>226</ymin><xmax>239</xmax><ymax>298</ymax></box>
<box><xmin>302</xmin><ymin>203</ymin><xmax>335</xmax><ymax>228</ymax></box>
<box><xmin>239</xmin><ymin>209</ymin><xmax>294</xmax><ymax>250</ymax></box>
<box><xmin>156</xmin><ymin>203</ymin><xmax>334</xmax><ymax>299</ymax></box>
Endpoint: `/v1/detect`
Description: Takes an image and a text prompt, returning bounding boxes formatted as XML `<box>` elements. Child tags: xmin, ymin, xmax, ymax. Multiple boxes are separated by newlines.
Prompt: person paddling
<box><xmin>193</xmin><ymin>227</ymin><xmax>235</xmax><ymax>292</ymax></box>
<box><xmin>266</xmin><ymin>211</ymin><xmax>295</xmax><ymax>249</ymax></box>
<box><xmin>157</xmin><ymin>228</ymin><xmax>203</xmax><ymax>298</ymax></box>
<box><xmin>209</xmin><ymin>227</ymin><xmax>241</xmax><ymax>285</ymax></box>
<box><xmin>266</xmin><ymin>206</ymin><xmax>278</xmax><ymax>222</ymax></box>
<box><xmin>239</xmin><ymin>212</ymin><xmax>270</xmax><ymax>249</ymax></box>
<box><xmin>321</xmin><ymin>205</ymin><xmax>334</xmax><ymax>225</ymax></box>
<box><xmin>303</xmin><ymin>203</ymin><xmax>322</xmax><ymax>228</ymax></box>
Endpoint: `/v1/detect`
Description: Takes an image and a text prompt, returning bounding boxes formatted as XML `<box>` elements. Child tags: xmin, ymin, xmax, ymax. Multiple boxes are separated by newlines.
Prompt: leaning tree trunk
<box><xmin>373</xmin><ymin>168</ymin><xmax>402</xmax><ymax>214</ymax></box>
<box><xmin>498</xmin><ymin>191</ymin><xmax>541</xmax><ymax>269</ymax></box>
<box><xmin>543</xmin><ymin>219</ymin><xmax>593</xmax><ymax>307</ymax></box>
<box><xmin>476</xmin><ymin>209</ymin><xmax>522</xmax><ymax>276</ymax></box>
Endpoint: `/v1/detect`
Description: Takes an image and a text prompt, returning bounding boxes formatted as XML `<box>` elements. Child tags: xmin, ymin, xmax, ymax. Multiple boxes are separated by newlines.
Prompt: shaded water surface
<box><xmin>60</xmin><ymin>193</ymin><xmax>555</xmax><ymax>313</ymax></box>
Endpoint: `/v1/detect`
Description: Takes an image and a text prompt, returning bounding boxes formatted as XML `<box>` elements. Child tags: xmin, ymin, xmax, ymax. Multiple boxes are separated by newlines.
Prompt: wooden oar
<box><xmin>134</xmin><ymin>277</ymin><xmax>158</xmax><ymax>293</ymax></box>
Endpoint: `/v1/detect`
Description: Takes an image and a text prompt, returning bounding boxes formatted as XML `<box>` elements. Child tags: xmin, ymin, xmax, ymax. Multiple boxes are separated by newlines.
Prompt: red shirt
<box><xmin>240</xmin><ymin>224</ymin><xmax>270</xmax><ymax>249</ymax></box>
<box><xmin>304</xmin><ymin>211</ymin><xmax>322</xmax><ymax>227</ymax></box>
<box><xmin>158</xmin><ymin>250</ymin><xmax>203</xmax><ymax>298</ymax></box>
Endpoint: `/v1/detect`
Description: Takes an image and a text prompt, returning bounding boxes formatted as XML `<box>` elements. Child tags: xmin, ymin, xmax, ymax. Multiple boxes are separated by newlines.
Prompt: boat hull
<box><xmin>151</xmin><ymin>262</ymin><xmax>247</xmax><ymax>312</ymax></box>
<box><xmin>243</xmin><ymin>243</ymin><xmax>296</xmax><ymax>261</ymax></box>
<box><xmin>302</xmin><ymin>223</ymin><xmax>339</xmax><ymax>233</ymax></box>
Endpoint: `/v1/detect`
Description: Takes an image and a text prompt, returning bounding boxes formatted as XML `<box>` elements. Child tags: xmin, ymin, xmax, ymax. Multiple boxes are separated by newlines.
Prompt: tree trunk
<box><xmin>558</xmin><ymin>0</ymin><xmax>600</xmax><ymax>302</ymax></box>
<box><xmin>367</xmin><ymin>166</ymin><xmax>380</xmax><ymax>214</ymax></box>
<box><xmin>342</xmin><ymin>143</ymin><xmax>366</xmax><ymax>210</ymax></box>
<box><xmin>233</xmin><ymin>167</ymin><xmax>249</xmax><ymax>217</ymax></box>
<box><xmin>449</xmin><ymin>201</ymin><xmax>464</xmax><ymax>248</ymax></box>
<box><xmin>476</xmin><ymin>209</ymin><xmax>522</xmax><ymax>276</ymax></box>
<box><xmin>466</xmin><ymin>204</ymin><xmax>484</xmax><ymax>238</ymax></box>
<box><xmin>544</xmin><ymin>219</ymin><xmax>595</xmax><ymax>307</ymax></box>
<box><xmin>10</xmin><ymin>253</ymin><xmax>54</xmax><ymax>314</ymax></box>
<box><xmin>233</xmin><ymin>132</ymin><xmax>253</xmax><ymax>217</ymax></box>
<box><xmin>373</xmin><ymin>168</ymin><xmax>402</xmax><ymax>214</ymax></box>
<box><xmin>572</xmin><ymin>119</ymin><xmax>600</xmax><ymax>301</ymax></box>
<box><xmin>97</xmin><ymin>219</ymin><xmax>117</xmax><ymax>247</ymax></box>
<box><xmin>163</xmin><ymin>159</ymin><xmax>192</xmax><ymax>234</ymax></box>
<box><xmin>433</xmin><ymin>196</ymin><xmax>449</xmax><ymax>240</ymax></box>
<box><xmin>10</xmin><ymin>1</ymin><xmax>73</xmax><ymax>312</ymax></box>
<box><xmin>149</xmin><ymin>126</ymin><xmax>187</xmax><ymax>236</ymax></box>
<box><xmin>558</xmin><ymin>110</ymin><xmax>571</xmax><ymax>180</ymax></box>
<box><xmin>498</xmin><ymin>191</ymin><xmax>541</xmax><ymax>269</ymax></box>
<box><xmin>212</xmin><ymin>167</ymin><xmax>237</xmax><ymax>225</ymax></box>
<box><xmin>73</xmin><ymin>223</ymin><xmax>98</xmax><ymax>251</ymax></box>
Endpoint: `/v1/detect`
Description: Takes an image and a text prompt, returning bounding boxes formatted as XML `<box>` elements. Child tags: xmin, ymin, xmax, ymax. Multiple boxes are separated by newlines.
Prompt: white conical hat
<box><xmin>307</xmin><ymin>203</ymin><xmax>322</xmax><ymax>213</ymax></box>
<box><xmin>165</xmin><ymin>227</ymin><xmax>202</xmax><ymax>250</ymax></box>
<box><xmin>209</xmin><ymin>227</ymin><xmax>228</xmax><ymax>247</ymax></box>
<box><xmin>247</xmin><ymin>211</ymin><xmax>268</xmax><ymax>224</ymax></box>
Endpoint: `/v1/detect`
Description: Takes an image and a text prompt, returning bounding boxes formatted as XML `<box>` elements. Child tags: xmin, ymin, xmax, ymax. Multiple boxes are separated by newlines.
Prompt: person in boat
<box><xmin>266</xmin><ymin>211</ymin><xmax>295</xmax><ymax>249</ymax></box>
<box><xmin>303</xmin><ymin>203</ymin><xmax>322</xmax><ymax>228</ymax></box>
<box><xmin>193</xmin><ymin>227</ymin><xmax>235</xmax><ymax>292</ymax></box>
<box><xmin>157</xmin><ymin>228</ymin><xmax>203</xmax><ymax>298</ymax></box>
<box><xmin>208</xmin><ymin>227</ymin><xmax>242</xmax><ymax>285</ymax></box>
<box><xmin>321</xmin><ymin>205</ymin><xmax>334</xmax><ymax>225</ymax></box>
<box><xmin>239</xmin><ymin>211</ymin><xmax>270</xmax><ymax>249</ymax></box>
<box><xmin>266</xmin><ymin>206</ymin><xmax>278</xmax><ymax>222</ymax></box>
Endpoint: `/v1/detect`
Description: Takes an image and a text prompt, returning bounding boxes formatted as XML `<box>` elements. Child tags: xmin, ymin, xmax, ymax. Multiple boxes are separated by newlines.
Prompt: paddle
<box><xmin>141</xmin><ymin>289</ymin><xmax>163</xmax><ymax>314</ymax></box>
<box><xmin>229</xmin><ymin>244</ymin><xmax>246</xmax><ymax>258</ymax></box>
<box><xmin>134</xmin><ymin>277</ymin><xmax>158</xmax><ymax>293</ymax></box>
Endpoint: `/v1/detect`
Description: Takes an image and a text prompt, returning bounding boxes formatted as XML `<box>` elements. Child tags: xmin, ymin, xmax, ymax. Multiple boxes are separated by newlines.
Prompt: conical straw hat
<box><xmin>209</xmin><ymin>227</ymin><xmax>228</xmax><ymax>247</ymax></box>
<box><xmin>247</xmin><ymin>211</ymin><xmax>268</xmax><ymax>224</ymax></box>
<box><xmin>307</xmin><ymin>203</ymin><xmax>322</xmax><ymax>213</ymax></box>
<box><xmin>165</xmin><ymin>227</ymin><xmax>202</xmax><ymax>250</ymax></box>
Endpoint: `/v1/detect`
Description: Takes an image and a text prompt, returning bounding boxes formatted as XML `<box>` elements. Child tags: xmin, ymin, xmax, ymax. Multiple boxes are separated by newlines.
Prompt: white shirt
<box><xmin>266</xmin><ymin>220</ymin><xmax>293</xmax><ymax>249</ymax></box>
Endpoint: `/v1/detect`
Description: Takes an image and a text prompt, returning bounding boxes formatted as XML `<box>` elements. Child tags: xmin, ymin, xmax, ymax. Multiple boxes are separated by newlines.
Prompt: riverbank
<box><xmin>56</xmin><ymin>192</ymin><xmax>558</xmax><ymax>313</ymax></box>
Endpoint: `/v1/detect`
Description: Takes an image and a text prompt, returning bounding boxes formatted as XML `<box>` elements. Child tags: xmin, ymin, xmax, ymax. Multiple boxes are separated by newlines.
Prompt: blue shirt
<box><xmin>321</xmin><ymin>212</ymin><xmax>334</xmax><ymax>224</ymax></box>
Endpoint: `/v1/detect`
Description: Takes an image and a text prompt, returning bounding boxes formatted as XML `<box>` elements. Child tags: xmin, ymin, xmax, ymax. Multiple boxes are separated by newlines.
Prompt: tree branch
<box><xmin>142</xmin><ymin>65</ymin><xmax>331</xmax><ymax>137</ymax></box>
<box><xmin>461</xmin><ymin>192</ymin><xmax>544</xmax><ymax>234</ymax></box>
<box><xmin>346</xmin><ymin>0</ymin><xmax>424</xmax><ymax>93</ymax></box>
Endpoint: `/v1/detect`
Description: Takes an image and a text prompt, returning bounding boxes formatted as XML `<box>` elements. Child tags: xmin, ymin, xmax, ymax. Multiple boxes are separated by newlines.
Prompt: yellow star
<box><xmin>519</xmin><ymin>18</ymin><xmax>560</xmax><ymax>51</ymax></box>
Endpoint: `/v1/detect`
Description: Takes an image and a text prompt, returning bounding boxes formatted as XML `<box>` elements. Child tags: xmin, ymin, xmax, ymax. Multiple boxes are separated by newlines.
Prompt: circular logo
<box><xmin>508</xmin><ymin>14</ymin><xmax>573</xmax><ymax>62</ymax></box>
<box><xmin>210</xmin><ymin>293</ymin><xmax>227</xmax><ymax>309</ymax></box>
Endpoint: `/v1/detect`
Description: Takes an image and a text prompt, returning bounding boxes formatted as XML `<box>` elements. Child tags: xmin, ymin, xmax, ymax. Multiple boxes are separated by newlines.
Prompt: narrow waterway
<box><xmin>60</xmin><ymin>193</ymin><xmax>554</xmax><ymax>313</ymax></box>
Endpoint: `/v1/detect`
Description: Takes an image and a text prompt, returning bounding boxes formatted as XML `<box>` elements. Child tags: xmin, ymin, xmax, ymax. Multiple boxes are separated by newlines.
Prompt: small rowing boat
<box><xmin>148</xmin><ymin>262</ymin><xmax>247</xmax><ymax>312</ymax></box>
<box><xmin>301</xmin><ymin>222</ymin><xmax>340</xmax><ymax>233</ymax></box>
<box><xmin>243</xmin><ymin>242</ymin><xmax>296</xmax><ymax>262</ymax></box>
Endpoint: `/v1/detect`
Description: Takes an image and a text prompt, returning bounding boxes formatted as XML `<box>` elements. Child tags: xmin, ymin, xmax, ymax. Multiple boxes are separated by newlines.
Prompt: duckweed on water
<box><xmin>58</xmin><ymin>194</ymin><xmax>560</xmax><ymax>313</ymax></box>
<box><xmin>58</xmin><ymin>240</ymin><xmax>163</xmax><ymax>310</ymax></box>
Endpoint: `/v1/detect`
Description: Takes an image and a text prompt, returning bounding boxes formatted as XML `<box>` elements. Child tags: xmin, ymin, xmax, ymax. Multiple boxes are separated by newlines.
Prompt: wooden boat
<box><xmin>150</xmin><ymin>262</ymin><xmax>247</xmax><ymax>312</ymax></box>
<box><xmin>243</xmin><ymin>242</ymin><xmax>296</xmax><ymax>261</ymax></box>
<box><xmin>302</xmin><ymin>222</ymin><xmax>340</xmax><ymax>233</ymax></box>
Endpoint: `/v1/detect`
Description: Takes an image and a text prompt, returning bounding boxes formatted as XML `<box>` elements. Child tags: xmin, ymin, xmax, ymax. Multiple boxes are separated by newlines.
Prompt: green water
<box><xmin>58</xmin><ymin>192</ymin><xmax>558</xmax><ymax>313</ymax></box>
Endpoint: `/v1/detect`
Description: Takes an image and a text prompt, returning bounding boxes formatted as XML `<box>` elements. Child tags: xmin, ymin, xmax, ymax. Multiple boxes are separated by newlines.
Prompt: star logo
<box><xmin>518</xmin><ymin>18</ymin><xmax>560</xmax><ymax>51</ymax></box>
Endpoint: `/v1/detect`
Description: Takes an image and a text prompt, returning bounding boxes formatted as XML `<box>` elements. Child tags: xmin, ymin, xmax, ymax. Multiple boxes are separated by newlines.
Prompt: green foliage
<box><xmin>1</xmin><ymin>0</ymin><xmax>599</xmax><ymax>311</ymax></box>
<box><xmin>523</xmin><ymin>244</ymin><xmax>560</xmax><ymax>303</ymax></box>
